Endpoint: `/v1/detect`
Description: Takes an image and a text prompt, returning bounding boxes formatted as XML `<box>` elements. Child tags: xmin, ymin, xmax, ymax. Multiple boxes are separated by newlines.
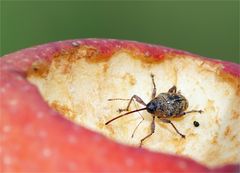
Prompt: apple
<box><xmin>0</xmin><ymin>39</ymin><xmax>239</xmax><ymax>172</ymax></box>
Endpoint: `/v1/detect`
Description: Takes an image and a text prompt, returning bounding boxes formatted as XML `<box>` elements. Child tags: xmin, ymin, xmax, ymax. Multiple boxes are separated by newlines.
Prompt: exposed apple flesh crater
<box><xmin>1</xmin><ymin>39</ymin><xmax>239</xmax><ymax>172</ymax></box>
<box><xmin>27</xmin><ymin>41</ymin><xmax>240</xmax><ymax>167</ymax></box>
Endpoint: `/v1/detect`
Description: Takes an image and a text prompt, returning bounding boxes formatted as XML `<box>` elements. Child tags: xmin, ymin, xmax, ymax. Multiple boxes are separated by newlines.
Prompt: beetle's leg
<box><xmin>150</xmin><ymin>73</ymin><xmax>157</xmax><ymax>99</ymax></box>
<box><xmin>168</xmin><ymin>85</ymin><xmax>177</xmax><ymax>93</ymax></box>
<box><xmin>108</xmin><ymin>98</ymin><xmax>130</xmax><ymax>101</ymax></box>
<box><xmin>116</xmin><ymin>95</ymin><xmax>146</xmax><ymax>113</ymax></box>
<box><xmin>180</xmin><ymin>110</ymin><xmax>203</xmax><ymax>116</ymax></box>
<box><xmin>140</xmin><ymin>116</ymin><xmax>155</xmax><ymax>147</ymax></box>
<box><xmin>160</xmin><ymin>119</ymin><xmax>185</xmax><ymax>138</ymax></box>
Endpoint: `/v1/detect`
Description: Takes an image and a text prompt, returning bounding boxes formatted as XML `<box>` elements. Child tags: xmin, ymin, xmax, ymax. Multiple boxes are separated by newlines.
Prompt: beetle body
<box><xmin>146</xmin><ymin>92</ymin><xmax>189</xmax><ymax>118</ymax></box>
<box><xmin>106</xmin><ymin>74</ymin><xmax>202</xmax><ymax>147</ymax></box>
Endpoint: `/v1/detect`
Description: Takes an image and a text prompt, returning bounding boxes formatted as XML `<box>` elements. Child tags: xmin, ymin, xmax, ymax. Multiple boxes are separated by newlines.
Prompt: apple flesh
<box><xmin>0</xmin><ymin>39</ymin><xmax>239</xmax><ymax>172</ymax></box>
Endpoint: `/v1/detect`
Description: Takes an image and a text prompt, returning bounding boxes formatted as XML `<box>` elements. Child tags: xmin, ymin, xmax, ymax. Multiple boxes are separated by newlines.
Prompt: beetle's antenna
<box><xmin>131</xmin><ymin>117</ymin><xmax>144</xmax><ymax>138</ymax></box>
<box><xmin>131</xmin><ymin>99</ymin><xmax>144</xmax><ymax>138</ymax></box>
<box><xmin>105</xmin><ymin>107</ymin><xmax>147</xmax><ymax>125</ymax></box>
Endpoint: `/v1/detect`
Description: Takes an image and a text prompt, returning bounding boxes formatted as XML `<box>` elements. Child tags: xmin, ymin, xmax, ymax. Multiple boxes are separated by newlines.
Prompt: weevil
<box><xmin>105</xmin><ymin>74</ymin><xmax>203</xmax><ymax>147</ymax></box>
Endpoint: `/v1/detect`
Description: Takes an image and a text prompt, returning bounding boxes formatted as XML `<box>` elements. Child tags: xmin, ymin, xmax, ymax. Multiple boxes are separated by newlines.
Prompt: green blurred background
<box><xmin>0</xmin><ymin>1</ymin><xmax>239</xmax><ymax>63</ymax></box>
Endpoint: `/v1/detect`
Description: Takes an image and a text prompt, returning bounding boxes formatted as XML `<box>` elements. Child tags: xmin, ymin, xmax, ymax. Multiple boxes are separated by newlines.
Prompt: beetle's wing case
<box><xmin>157</xmin><ymin>93</ymin><xmax>189</xmax><ymax>117</ymax></box>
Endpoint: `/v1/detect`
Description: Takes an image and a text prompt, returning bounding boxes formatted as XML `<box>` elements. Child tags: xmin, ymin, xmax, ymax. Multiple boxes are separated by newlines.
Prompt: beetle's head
<box><xmin>146</xmin><ymin>100</ymin><xmax>157</xmax><ymax>114</ymax></box>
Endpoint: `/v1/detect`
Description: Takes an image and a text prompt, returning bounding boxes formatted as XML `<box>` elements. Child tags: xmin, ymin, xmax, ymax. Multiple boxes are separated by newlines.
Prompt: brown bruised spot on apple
<box><xmin>26</xmin><ymin>43</ymin><xmax>240</xmax><ymax>168</ymax></box>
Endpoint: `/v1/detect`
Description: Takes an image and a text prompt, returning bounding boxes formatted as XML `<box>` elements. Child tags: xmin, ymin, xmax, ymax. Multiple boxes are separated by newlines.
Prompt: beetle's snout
<box><xmin>146</xmin><ymin>101</ymin><xmax>157</xmax><ymax>114</ymax></box>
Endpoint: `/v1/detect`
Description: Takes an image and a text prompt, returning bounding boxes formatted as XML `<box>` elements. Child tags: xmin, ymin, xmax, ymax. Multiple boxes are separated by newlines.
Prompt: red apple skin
<box><xmin>0</xmin><ymin>39</ymin><xmax>239</xmax><ymax>172</ymax></box>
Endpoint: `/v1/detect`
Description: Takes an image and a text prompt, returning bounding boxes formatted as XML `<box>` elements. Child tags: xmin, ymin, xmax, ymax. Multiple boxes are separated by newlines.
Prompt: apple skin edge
<box><xmin>0</xmin><ymin>39</ymin><xmax>239</xmax><ymax>172</ymax></box>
